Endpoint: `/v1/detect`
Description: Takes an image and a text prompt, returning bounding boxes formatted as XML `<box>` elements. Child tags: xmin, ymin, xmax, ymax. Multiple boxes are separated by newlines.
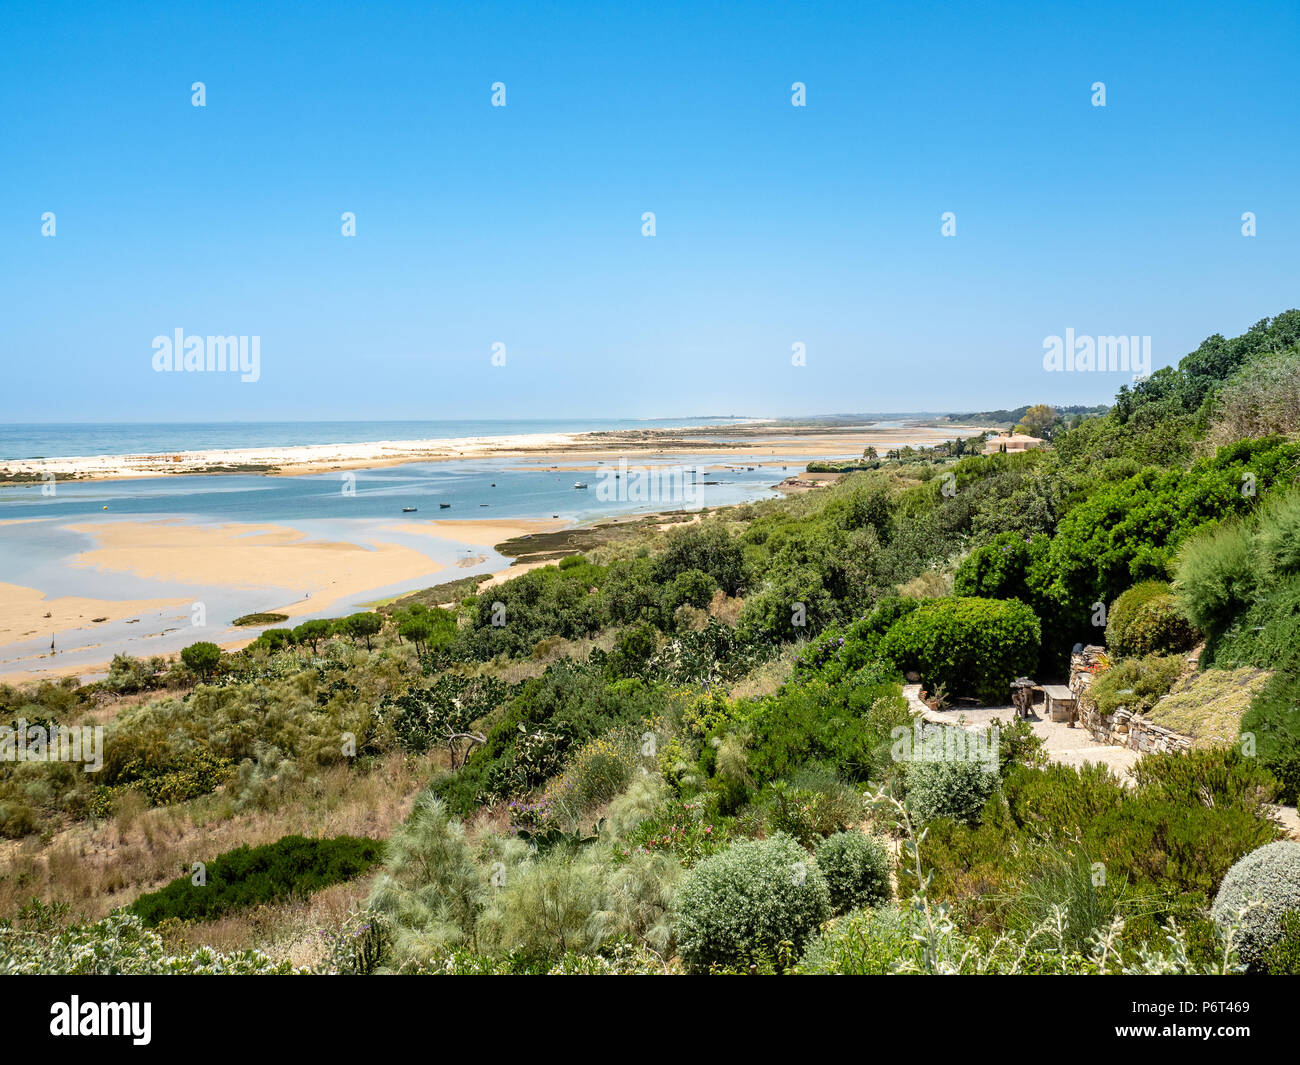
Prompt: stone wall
<box><xmin>1068</xmin><ymin>645</ymin><xmax>1194</xmax><ymax>755</ymax></box>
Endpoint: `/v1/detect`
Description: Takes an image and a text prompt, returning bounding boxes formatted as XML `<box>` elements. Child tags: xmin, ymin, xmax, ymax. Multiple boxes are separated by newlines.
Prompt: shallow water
<box><xmin>0</xmin><ymin>452</ymin><xmax>811</xmax><ymax>680</ymax></box>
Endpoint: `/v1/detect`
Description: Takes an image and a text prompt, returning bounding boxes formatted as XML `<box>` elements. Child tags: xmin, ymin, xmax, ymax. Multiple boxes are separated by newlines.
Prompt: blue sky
<box><xmin>1</xmin><ymin>0</ymin><xmax>1296</xmax><ymax>422</ymax></box>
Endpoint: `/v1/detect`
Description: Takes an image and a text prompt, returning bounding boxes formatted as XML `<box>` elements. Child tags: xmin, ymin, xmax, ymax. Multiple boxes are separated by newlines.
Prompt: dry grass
<box><xmin>728</xmin><ymin>643</ymin><xmax>803</xmax><ymax>701</ymax></box>
<box><xmin>159</xmin><ymin>879</ymin><xmax>373</xmax><ymax>965</ymax></box>
<box><xmin>0</xmin><ymin>752</ymin><xmax>434</xmax><ymax>924</ymax></box>
<box><xmin>1144</xmin><ymin>665</ymin><xmax>1272</xmax><ymax>746</ymax></box>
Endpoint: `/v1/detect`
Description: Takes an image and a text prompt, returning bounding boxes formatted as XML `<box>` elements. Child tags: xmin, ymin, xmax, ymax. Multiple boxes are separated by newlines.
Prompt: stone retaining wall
<box><xmin>1068</xmin><ymin>645</ymin><xmax>1194</xmax><ymax>755</ymax></box>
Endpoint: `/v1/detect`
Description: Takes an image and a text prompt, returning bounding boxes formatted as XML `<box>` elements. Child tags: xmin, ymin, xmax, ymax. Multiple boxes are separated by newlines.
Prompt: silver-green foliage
<box><xmin>0</xmin><ymin>912</ymin><xmax>297</xmax><ymax>975</ymax></box>
<box><xmin>672</xmin><ymin>833</ymin><xmax>831</xmax><ymax>972</ymax></box>
<box><xmin>904</xmin><ymin>753</ymin><xmax>998</xmax><ymax>826</ymax></box>
<box><xmin>815</xmin><ymin>831</ymin><xmax>892</xmax><ymax>914</ymax></box>
<box><xmin>1212</xmin><ymin>840</ymin><xmax>1300</xmax><ymax>970</ymax></box>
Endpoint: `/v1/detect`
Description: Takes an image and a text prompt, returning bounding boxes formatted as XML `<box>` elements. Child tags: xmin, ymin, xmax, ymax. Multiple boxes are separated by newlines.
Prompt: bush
<box><xmin>1106</xmin><ymin>581</ymin><xmax>1197</xmax><ymax>657</ymax></box>
<box><xmin>904</xmin><ymin>745</ymin><xmax>999</xmax><ymax>826</ymax></box>
<box><xmin>129</xmin><ymin>835</ymin><xmax>384</xmax><ymax>926</ymax></box>
<box><xmin>815</xmin><ymin>831</ymin><xmax>891</xmax><ymax>914</ymax></box>
<box><xmin>1211</xmin><ymin>840</ymin><xmax>1300</xmax><ymax>971</ymax></box>
<box><xmin>1257</xmin><ymin>489</ymin><xmax>1300</xmax><ymax>579</ymax></box>
<box><xmin>672</xmin><ymin>833</ymin><xmax>831</xmax><ymax>972</ymax></box>
<box><xmin>179</xmin><ymin>641</ymin><xmax>221</xmax><ymax>677</ymax></box>
<box><xmin>0</xmin><ymin>908</ymin><xmax>297</xmax><ymax>974</ymax></box>
<box><xmin>1240</xmin><ymin>670</ymin><xmax>1300</xmax><ymax>804</ymax></box>
<box><xmin>1084</xmin><ymin>653</ymin><xmax>1184</xmax><ymax>717</ymax></box>
<box><xmin>255</xmin><ymin>627</ymin><xmax>295</xmax><ymax>651</ymax></box>
<box><xmin>542</xmin><ymin>726</ymin><xmax>647</xmax><ymax>826</ymax></box>
<box><xmin>796</xmin><ymin>906</ymin><xmax>913</xmax><ymax>974</ymax></box>
<box><xmin>744</xmin><ymin>669</ymin><xmax>908</xmax><ymax>786</ymax></box>
<box><xmin>90</xmin><ymin>748</ymin><xmax>234</xmax><ymax>815</ymax></box>
<box><xmin>1261</xmin><ymin>912</ymin><xmax>1300</xmax><ymax>975</ymax></box>
<box><xmin>1174</xmin><ymin>520</ymin><xmax>1258</xmax><ymax>636</ymax></box>
<box><xmin>878</xmin><ymin>597</ymin><xmax>1040</xmax><ymax>705</ymax></box>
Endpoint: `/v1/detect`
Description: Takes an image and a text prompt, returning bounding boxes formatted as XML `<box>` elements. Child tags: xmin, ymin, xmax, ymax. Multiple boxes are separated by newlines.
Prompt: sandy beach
<box><xmin>64</xmin><ymin>519</ymin><xmax>448</xmax><ymax>619</ymax></box>
<box><xmin>0</xmin><ymin>423</ymin><xmax>990</xmax><ymax>483</ymax></box>
<box><xmin>384</xmin><ymin>517</ymin><xmax>570</xmax><ymax>546</ymax></box>
<box><xmin>0</xmin><ymin>423</ymin><xmax>989</xmax><ymax>686</ymax></box>
<box><xmin>0</xmin><ymin>583</ymin><xmax>191</xmax><ymax>650</ymax></box>
<box><xmin>0</xmin><ymin>515</ymin><xmax>576</xmax><ymax>685</ymax></box>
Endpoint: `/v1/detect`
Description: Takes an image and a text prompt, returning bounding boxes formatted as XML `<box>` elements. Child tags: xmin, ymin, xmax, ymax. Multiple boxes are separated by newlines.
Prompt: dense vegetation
<box><xmin>129</xmin><ymin>835</ymin><xmax>384</xmax><ymax>926</ymax></box>
<box><xmin>2</xmin><ymin>310</ymin><xmax>1299</xmax><ymax>975</ymax></box>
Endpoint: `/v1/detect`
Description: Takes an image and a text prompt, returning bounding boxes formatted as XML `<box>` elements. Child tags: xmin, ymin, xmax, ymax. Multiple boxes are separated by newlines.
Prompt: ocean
<box><xmin>0</xmin><ymin>418</ymin><xmax>753</xmax><ymax>462</ymax></box>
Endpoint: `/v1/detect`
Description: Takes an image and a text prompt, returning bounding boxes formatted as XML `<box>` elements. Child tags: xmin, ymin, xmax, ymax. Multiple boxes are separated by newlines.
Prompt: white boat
<box><xmin>573</xmin><ymin>481</ymin><xmax>588</xmax><ymax>489</ymax></box>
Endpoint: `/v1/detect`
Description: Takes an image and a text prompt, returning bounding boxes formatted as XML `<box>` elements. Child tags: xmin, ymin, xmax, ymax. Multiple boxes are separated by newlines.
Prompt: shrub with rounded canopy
<box><xmin>877</xmin><ymin>596</ymin><xmax>1040</xmax><ymax>705</ymax></box>
<box><xmin>673</xmin><ymin>833</ymin><xmax>831</xmax><ymax>972</ymax></box>
<box><xmin>904</xmin><ymin>748</ymin><xmax>998</xmax><ymax>826</ymax></box>
<box><xmin>815</xmin><ymin>831</ymin><xmax>891</xmax><ymax>914</ymax></box>
<box><xmin>179</xmin><ymin>640</ymin><xmax>221</xmax><ymax>677</ymax></box>
<box><xmin>1105</xmin><ymin>581</ymin><xmax>1197</xmax><ymax>657</ymax></box>
<box><xmin>1212</xmin><ymin>840</ymin><xmax>1300</xmax><ymax>971</ymax></box>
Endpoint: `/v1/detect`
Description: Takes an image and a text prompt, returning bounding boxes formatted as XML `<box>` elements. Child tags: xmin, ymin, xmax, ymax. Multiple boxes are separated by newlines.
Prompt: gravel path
<box><xmin>902</xmin><ymin>684</ymin><xmax>1140</xmax><ymax>779</ymax></box>
<box><xmin>898</xmin><ymin>685</ymin><xmax>1300</xmax><ymax>837</ymax></box>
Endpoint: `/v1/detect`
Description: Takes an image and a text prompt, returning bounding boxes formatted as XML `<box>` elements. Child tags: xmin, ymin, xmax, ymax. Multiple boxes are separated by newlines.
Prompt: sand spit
<box><xmin>0</xmin><ymin>423</ymin><xmax>992</xmax><ymax>483</ymax></box>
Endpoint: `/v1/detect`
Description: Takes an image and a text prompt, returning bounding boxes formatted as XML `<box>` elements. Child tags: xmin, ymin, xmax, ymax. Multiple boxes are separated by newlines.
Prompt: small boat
<box><xmin>490</xmin><ymin>483</ymin><xmax>496</xmax><ymax>487</ymax></box>
<box><xmin>439</xmin><ymin>502</ymin><xmax>451</xmax><ymax>509</ymax></box>
<box><xmin>402</xmin><ymin>507</ymin><xmax>418</xmax><ymax>512</ymax></box>
<box><xmin>479</xmin><ymin>503</ymin><xmax>489</xmax><ymax>507</ymax></box>
<box><xmin>573</xmin><ymin>482</ymin><xmax>588</xmax><ymax>489</ymax></box>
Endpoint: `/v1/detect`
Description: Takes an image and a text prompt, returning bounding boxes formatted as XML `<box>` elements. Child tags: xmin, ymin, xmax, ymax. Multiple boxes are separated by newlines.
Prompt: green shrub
<box><xmin>179</xmin><ymin>641</ymin><xmax>221</xmax><ymax>677</ymax></box>
<box><xmin>1106</xmin><ymin>581</ymin><xmax>1197</xmax><ymax>657</ymax></box>
<box><xmin>672</xmin><ymin>833</ymin><xmax>831</xmax><ymax>972</ymax></box>
<box><xmin>795</xmin><ymin>905</ymin><xmax>912</xmax><ymax>974</ymax></box>
<box><xmin>90</xmin><ymin>748</ymin><xmax>235</xmax><ymax>816</ymax></box>
<box><xmin>485</xmin><ymin>850</ymin><xmax>606</xmax><ymax>963</ymax></box>
<box><xmin>1257</xmin><ymin>490</ymin><xmax>1300</xmax><ymax>579</ymax></box>
<box><xmin>129</xmin><ymin>834</ymin><xmax>384</xmax><ymax>926</ymax></box>
<box><xmin>1261</xmin><ymin>911</ymin><xmax>1300</xmax><ymax>975</ymax></box>
<box><xmin>255</xmin><ymin>627</ymin><xmax>295</xmax><ymax>651</ymax></box>
<box><xmin>878</xmin><ymin>597</ymin><xmax>1040</xmax><ymax>705</ymax></box>
<box><xmin>1084</xmin><ymin>653</ymin><xmax>1184</xmax><ymax>717</ymax></box>
<box><xmin>904</xmin><ymin>751</ymin><xmax>999</xmax><ymax>826</ymax></box>
<box><xmin>1174</xmin><ymin>520</ymin><xmax>1258</xmax><ymax>636</ymax></box>
<box><xmin>1211</xmin><ymin>573</ymin><xmax>1300</xmax><ymax>672</ymax></box>
<box><xmin>1211</xmin><ymin>840</ymin><xmax>1300</xmax><ymax>971</ymax></box>
<box><xmin>664</xmin><ymin>568</ymin><xmax>716</xmax><ymax>611</ymax></box>
<box><xmin>744</xmin><ymin>668</ymin><xmax>908</xmax><ymax>785</ymax></box>
<box><xmin>1240</xmin><ymin>670</ymin><xmax>1300</xmax><ymax>804</ymax></box>
<box><xmin>815</xmin><ymin>831</ymin><xmax>891</xmax><ymax>914</ymax></box>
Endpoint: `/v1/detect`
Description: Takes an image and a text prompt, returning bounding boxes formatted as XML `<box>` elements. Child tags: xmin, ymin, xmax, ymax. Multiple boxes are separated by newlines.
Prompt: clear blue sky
<box><xmin>2</xmin><ymin>0</ymin><xmax>1296</xmax><ymax>422</ymax></box>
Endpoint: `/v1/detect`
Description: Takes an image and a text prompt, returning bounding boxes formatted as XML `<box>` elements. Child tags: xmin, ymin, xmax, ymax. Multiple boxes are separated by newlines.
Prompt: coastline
<box><xmin>0</xmin><ymin>421</ymin><xmax>991</xmax><ymax>484</ymax></box>
<box><xmin>0</xmin><ymin>515</ymin><xmax>571</xmax><ymax>686</ymax></box>
<box><xmin>0</xmin><ymin>420</ymin><xmax>993</xmax><ymax>686</ymax></box>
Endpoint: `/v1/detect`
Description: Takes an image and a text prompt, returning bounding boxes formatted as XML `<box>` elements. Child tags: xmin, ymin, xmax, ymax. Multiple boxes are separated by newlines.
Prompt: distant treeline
<box><xmin>943</xmin><ymin>404</ymin><xmax>1109</xmax><ymax>426</ymax></box>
